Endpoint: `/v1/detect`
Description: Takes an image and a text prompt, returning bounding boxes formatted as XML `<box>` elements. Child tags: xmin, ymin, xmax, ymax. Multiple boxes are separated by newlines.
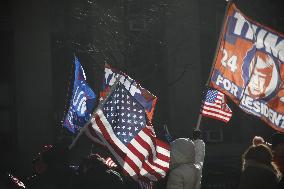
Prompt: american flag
<box><xmin>200</xmin><ymin>89</ymin><xmax>232</xmax><ymax>123</ymax></box>
<box><xmin>86</xmin><ymin>65</ymin><xmax>170</xmax><ymax>183</ymax></box>
<box><xmin>104</xmin><ymin>157</ymin><xmax>118</xmax><ymax>168</ymax></box>
<box><xmin>87</xmin><ymin>83</ymin><xmax>170</xmax><ymax>181</ymax></box>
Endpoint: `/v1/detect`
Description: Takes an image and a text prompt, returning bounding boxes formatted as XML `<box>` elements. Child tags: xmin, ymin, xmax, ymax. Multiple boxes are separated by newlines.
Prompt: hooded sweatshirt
<box><xmin>166</xmin><ymin>138</ymin><xmax>201</xmax><ymax>189</ymax></box>
<box><xmin>193</xmin><ymin>139</ymin><xmax>205</xmax><ymax>189</ymax></box>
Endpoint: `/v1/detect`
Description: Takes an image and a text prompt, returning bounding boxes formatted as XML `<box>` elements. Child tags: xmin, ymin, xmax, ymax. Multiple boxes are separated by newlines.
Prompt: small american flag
<box><xmin>201</xmin><ymin>89</ymin><xmax>232</xmax><ymax>123</ymax></box>
<box><xmin>90</xmin><ymin>154</ymin><xmax>118</xmax><ymax>169</ymax></box>
<box><xmin>104</xmin><ymin>157</ymin><xmax>118</xmax><ymax>168</ymax></box>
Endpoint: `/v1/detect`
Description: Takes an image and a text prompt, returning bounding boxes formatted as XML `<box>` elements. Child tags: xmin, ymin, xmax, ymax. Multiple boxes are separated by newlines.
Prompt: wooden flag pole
<box><xmin>195</xmin><ymin>0</ymin><xmax>233</xmax><ymax>130</ymax></box>
<box><xmin>68</xmin><ymin>75</ymin><xmax>122</xmax><ymax>150</ymax></box>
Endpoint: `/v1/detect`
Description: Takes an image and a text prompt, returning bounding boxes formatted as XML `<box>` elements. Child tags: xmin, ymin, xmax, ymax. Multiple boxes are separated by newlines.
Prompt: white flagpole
<box><xmin>68</xmin><ymin>75</ymin><xmax>122</xmax><ymax>149</ymax></box>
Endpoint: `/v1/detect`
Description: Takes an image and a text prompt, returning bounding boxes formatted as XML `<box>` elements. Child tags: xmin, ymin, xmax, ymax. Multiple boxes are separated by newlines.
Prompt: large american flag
<box><xmin>87</xmin><ymin>83</ymin><xmax>170</xmax><ymax>181</ymax></box>
<box><xmin>201</xmin><ymin>89</ymin><xmax>232</xmax><ymax>123</ymax></box>
<box><xmin>86</xmin><ymin>65</ymin><xmax>170</xmax><ymax>182</ymax></box>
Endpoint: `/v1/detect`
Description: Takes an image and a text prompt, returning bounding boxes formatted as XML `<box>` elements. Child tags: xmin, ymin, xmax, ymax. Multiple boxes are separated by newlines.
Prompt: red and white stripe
<box><xmin>201</xmin><ymin>91</ymin><xmax>232</xmax><ymax>122</ymax></box>
<box><xmin>104</xmin><ymin>157</ymin><xmax>118</xmax><ymax>168</ymax></box>
<box><xmin>87</xmin><ymin>109</ymin><xmax>170</xmax><ymax>182</ymax></box>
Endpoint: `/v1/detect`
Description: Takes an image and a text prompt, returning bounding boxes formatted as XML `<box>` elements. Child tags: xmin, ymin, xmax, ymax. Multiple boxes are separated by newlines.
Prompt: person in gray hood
<box><xmin>166</xmin><ymin>138</ymin><xmax>202</xmax><ymax>189</ymax></box>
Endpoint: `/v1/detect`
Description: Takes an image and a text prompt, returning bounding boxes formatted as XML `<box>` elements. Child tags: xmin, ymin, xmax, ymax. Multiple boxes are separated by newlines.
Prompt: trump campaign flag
<box><xmin>209</xmin><ymin>3</ymin><xmax>284</xmax><ymax>132</ymax></box>
<box><xmin>63</xmin><ymin>56</ymin><xmax>96</xmax><ymax>133</ymax></box>
<box><xmin>86</xmin><ymin>65</ymin><xmax>170</xmax><ymax>182</ymax></box>
<box><xmin>201</xmin><ymin>88</ymin><xmax>232</xmax><ymax>123</ymax></box>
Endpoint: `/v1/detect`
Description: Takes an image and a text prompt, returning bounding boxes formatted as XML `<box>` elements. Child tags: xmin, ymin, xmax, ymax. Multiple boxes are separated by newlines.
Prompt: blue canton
<box><xmin>204</xmin><ymin>89</ymin><xmax>218</xmax><ymax>103</ymax></box>
<box><xmin>103</xmin><ymin>84</ymin><xmax>146</xmax><ymax>145</ymax></box>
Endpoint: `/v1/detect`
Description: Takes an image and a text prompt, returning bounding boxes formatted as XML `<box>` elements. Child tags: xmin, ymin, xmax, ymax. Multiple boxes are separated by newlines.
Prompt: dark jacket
<box><xmin>75</xmin><ymin>156</ymin><xmax>124</xmax><ymax>189</ymax></box>
<box><xmin>238</xmin><ymin>160</ymin><xmax>279</xmax><ymax>189</ymax></box>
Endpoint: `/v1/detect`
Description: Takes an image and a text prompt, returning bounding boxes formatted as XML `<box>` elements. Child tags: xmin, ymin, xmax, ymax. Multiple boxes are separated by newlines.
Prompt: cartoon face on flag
<box><xmin>210</xmin><ymin>3</ymin><xmax>284</xmax><ymax>132</ymax></box>
<box><xmin>242</xmin><ymin>50</ymin><xmax>280</xmax><ymax>100</ymax></box>
<box><xmin>63</xmin><ymin>57</ymin><xmax>96</xmax><ymax>133</ymax></box>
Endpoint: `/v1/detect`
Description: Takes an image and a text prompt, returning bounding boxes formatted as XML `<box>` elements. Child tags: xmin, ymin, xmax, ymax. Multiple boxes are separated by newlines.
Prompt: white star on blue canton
<box><xmin>102</xmin><ymin>84</ymin><xmax>146</xmax><ymax>145</ymax></box>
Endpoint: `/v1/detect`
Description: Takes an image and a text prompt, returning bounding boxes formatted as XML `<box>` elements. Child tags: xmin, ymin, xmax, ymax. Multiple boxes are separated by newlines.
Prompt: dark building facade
<box><xmin>1</xmin><ymin>0</ymin><xmax>284</xmax><ymax>188</ymax></box>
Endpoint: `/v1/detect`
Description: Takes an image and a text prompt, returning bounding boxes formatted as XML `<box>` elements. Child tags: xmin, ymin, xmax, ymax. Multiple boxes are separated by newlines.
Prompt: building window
<box><xmin>205</xmin><ymin>129</ymin><xmax>223</xmax><ymax>143</ymax></box>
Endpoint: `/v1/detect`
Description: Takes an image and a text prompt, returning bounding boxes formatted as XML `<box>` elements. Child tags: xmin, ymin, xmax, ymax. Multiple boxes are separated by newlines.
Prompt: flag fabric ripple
<box><xmin>86</xmin><ymin>65</ymin><xmax>170</xmax><ymax>182</ymax></box>
<box><xmin>201</xmin><ymin>89</ymin><xmax>232</xmax><ymax>123</ymax></box>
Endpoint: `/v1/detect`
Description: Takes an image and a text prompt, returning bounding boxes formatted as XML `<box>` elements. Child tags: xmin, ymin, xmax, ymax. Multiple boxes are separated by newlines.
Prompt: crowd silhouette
<box><xmin>1</xmin><ymin>131</ymin><xmax>284</xmax><ymax>189</ymax></box>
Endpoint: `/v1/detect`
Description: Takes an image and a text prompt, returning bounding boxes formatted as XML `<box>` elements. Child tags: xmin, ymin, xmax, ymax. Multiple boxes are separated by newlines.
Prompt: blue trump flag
<box><xmin>63</xmin><ymin>56</ymin><xmax>96</xmax><ymax>133</ymax></box>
